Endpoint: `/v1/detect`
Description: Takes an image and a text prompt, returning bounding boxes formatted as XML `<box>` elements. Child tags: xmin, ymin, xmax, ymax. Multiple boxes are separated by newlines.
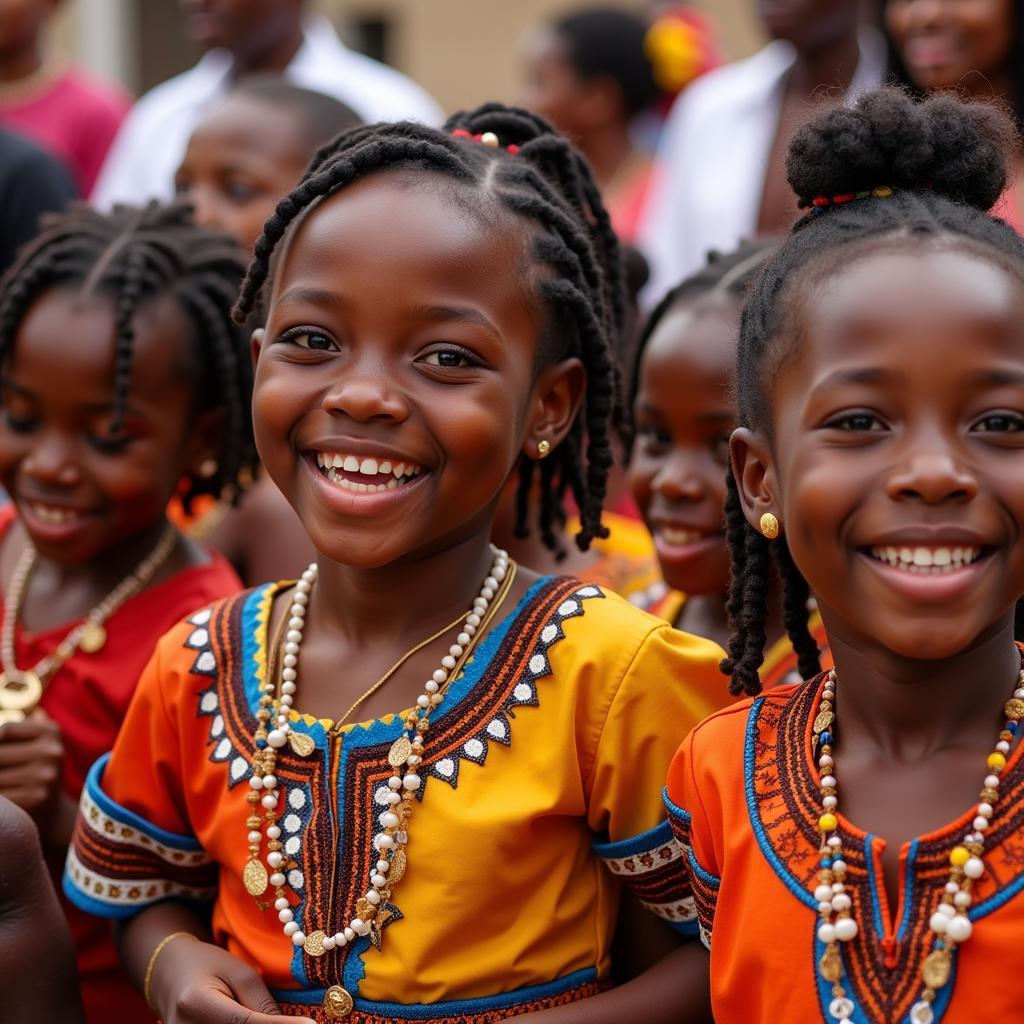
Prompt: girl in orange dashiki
<box><xmin>66</xmin><ymin>106</ymin><xmax>726</xmax><ymax>1024</ymax></box>
<box><xmin>666</xmin><ymin>89</ymin><xmax>1024</xmax><ymax>1023</ymax></box>
<box><xmin>629</xmin><ymin>240</ymin><xmax>830</xmax><ymax>690</ymax></box>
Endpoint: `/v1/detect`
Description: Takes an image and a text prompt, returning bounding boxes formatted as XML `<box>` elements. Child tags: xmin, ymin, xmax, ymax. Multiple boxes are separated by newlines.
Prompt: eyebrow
<box><xmin>2</xmin><ymin>382</ymin><xmax>145</xmax><ymax>420</ymax></box>
<box><xmin>275</xmin><ymin>286</ymin><xmax>347</xmax><ymax>310</ymax></box>
<box><xmin>406</xmin><ymin>304</ymin><xmax>502</xmax><ymax>341</ymax></box>
<box><xmin>809</xmin><ymin>366</ymin><xmax>893</xmax><ymax>394</ymax></box>
<box><xmin>964</xmin><ymin>367</ymin><xmax>1024</xmax><ymax>387</ymax></box>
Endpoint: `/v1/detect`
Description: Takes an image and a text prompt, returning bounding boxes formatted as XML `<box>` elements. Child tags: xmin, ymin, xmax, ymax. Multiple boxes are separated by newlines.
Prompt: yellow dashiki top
<box><xmin>65</xmin><ymin>576</ymin><xmax>727</xmax><ymax>1023</ymax></box>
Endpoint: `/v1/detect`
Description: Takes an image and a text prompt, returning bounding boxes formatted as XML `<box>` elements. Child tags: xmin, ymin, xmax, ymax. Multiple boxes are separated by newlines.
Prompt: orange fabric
<box><xmin>665</xmin><ymin>675</ymin><xmax>1024</xmax><ymax>1023</ymax></box>
<box><xmin>0</xmin><ymin>505</ymin><xmax>242</xmax><ymax>1024</ymax></box>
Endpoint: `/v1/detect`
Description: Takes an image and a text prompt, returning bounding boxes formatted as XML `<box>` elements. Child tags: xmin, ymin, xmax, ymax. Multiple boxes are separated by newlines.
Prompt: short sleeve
<box><xmin>588</xmin><ymin>623</ymin><xmax>726</xmax><ymax>934</ymax></box>
<box><xmin>63</xmin><ymin>627</ymin><xmax>216</xmax><ymax>919</ymax></box>
<box><xmin>664</xmin><ymin>729</ymin><xmax>722</xmax><ymax>949</ymax></box>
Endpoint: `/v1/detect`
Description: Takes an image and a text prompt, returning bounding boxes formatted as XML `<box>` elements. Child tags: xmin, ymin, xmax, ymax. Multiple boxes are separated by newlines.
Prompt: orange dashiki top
<box><xmin>66</xmin><ymin>575</ymin><xmax>727</xmax><ymax>1023</ymax></box>
<box><xmin>664</xmin><ymin>675</ymin><xmax>1024</xmax><ymax>1024</ymax></box>
<box><xmin>649</xmin><ymin>589</ymin><xmax>832</xmax><ymax>689</ymax></box>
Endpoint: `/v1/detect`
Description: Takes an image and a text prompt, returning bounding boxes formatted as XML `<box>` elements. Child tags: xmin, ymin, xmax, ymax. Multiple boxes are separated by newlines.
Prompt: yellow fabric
<box><xmin>568</xmin><ymin>512</ymin><xmax>662</xmax><ymax>604</ymax></box>
<box><xmin>69</xmin><ymin>577</ymin><xmax>728</xmax><ymax>1017</ymax></box>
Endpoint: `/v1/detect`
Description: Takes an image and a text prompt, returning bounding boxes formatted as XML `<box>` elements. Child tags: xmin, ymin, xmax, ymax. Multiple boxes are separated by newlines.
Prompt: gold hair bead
<box><xmin>759</xmin><ymin>512</ymin><xmax>779</xmax><ymax>539</ymax></box>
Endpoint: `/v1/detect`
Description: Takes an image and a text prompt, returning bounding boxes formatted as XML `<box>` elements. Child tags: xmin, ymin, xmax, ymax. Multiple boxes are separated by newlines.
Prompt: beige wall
<box><xmin>53</xmin><ymin>0</ymin><xmax>765</xmax><ymax>107</ymax></box>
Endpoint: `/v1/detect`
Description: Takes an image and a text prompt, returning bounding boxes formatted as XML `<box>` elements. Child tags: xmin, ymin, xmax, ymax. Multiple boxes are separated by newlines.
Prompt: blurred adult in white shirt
<box><xmin>639</xmin><ymin>0</ymin><xmax>884</xmax><ymax>304</ymax></box>
<box><xmin>93</xmin><ymin>0</ymin><xmax>442</xmax><ymax>208</ymax></box>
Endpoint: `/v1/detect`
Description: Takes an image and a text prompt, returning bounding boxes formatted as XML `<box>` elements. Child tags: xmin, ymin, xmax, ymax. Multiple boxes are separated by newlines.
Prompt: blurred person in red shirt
<box><xmin>0</xmin><ymin>0</ymin><xmax>131</xmax><ymax>197</ymax></box>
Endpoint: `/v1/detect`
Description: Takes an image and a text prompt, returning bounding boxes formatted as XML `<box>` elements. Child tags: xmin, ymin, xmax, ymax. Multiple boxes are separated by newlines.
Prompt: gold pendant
<box><xmin>818</xmin><ymin>944</ymin><xmax>842</xmax><ymax>983</ymax></box>
<box><xmin>303</xmin><ymin>929</ymin><xmax>327</xmax><ymax>958</ymax></box>
<box><xmin>79</xmin><ymin>622</ymin><xmax>107</xmax><ymax>654</ymax></box>
<box><xmin>1005</xmin><ymin>697</ymin><xmax>1024</xmax><ymax>721</ymax></box>
<box><xmin>388</xmin><ymin>736</ymin><xmax>411</xmax><ymax>767</ymax></box>
<box><xmin>0</xmin><ymin>708</ymin><xmax>25</xmax><ymax>727</ymax></box>
<box><xmin>243</xmin><ymin>856</ymin><xmax>269</xmax><ymax>896</ymax></box>
<box><xmin>813</xmin><ymin>710</ymin><xmax>834</xmax><ymax>734</ymax></box>
<box><xmin>388</xmin><ymin>847</ymin><xmax>407</xmax><ymax>884</ymax></box>
<box><xmin>289</xmin><ymin>731</ymin><xmax>316</xmax><ymax>757</ymax></box>
<box><xmin>0</xmin><ymin>670</ymin><xmax>43</xmax><ymax>712</ymax></box>
<box><xmin>323</xmin><ymin>985</ymin><xmax>354</xmax><ymax>1019</ymax></box>
<box><xmin>921</xmin><ymin>948</ymin><xmax>952</xmax><ymax>989</ymax></box>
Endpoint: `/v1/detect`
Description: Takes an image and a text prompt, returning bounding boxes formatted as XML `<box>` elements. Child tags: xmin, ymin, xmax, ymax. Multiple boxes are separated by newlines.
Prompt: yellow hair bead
<box><xmin>818</xmin><ymin>813</ymin><xmax>838</xmax><ymax>833</ymax></box>
<box><xmin>871</xmin><ymin>185</ymin><xmax>894</xmax><ymax>198</ymax></box>
<box><xmin>949</xmin><ymin>846</ymin><xmax>970</xmax><ymax>867</ymax></box>
<box><xmin>988</xmin><ymin>752</ymin><xmax>1007</xmax><ymax>771</ymax></box>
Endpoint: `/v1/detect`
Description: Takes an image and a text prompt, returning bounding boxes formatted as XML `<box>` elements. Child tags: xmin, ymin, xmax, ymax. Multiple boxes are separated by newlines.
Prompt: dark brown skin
<box><xmin>629</xmin><ymin>295</ymin><xmax>783</xmax><ymax>649</ymax></box>
<box><xmin>756</xmin><ymin>0</ymin><xmax>862</xmax><ymax>234</ymax></box>
<box><xmin>176</xmin><ymin>90</ymin><xmax>317</xmax><ymax>584</ymax></box>
<box><xmin>0</xmin><ymin>796</ymin><xmax>84</xmax><ymax>1023</ymax></box>
<box><xmin>0</xmin><ymin>0</ymin><xmax>56</xmax><ymax>83</ymax></box>
<box><xmin>0</xmin><ymin>287</ymin><xmax>220</xmax><ymax>848</ymax></box>
<box><xmin>178</xmin><ymin>0</ymin><xmax>305</xmax><ymax>72</ymax></box>
<box><xmin>123</xmin><ymin>170</ymin><xmax>705</xmax><ymax>1022</ymax></box>
<box><xmin>732</xmin><ymin>242</ymin><xmax>1024</xmax><ymax>909</ymax></box>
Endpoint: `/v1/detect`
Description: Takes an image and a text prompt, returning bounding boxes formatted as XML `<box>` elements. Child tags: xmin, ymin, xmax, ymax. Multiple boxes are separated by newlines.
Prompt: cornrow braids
<box><xmin>0</xmin><ymin>200</ymin><xmax>257</xmax><ymax>511</ymax></box>
<box><xmin>723</xmin><ymin>87</ymin><xmax>1024</xmax><ymax>693</ymax></box>
<box><xmin>235</xmin><ymin>103</ymin><xmax>626</xmax><ymax>553</ymax></box>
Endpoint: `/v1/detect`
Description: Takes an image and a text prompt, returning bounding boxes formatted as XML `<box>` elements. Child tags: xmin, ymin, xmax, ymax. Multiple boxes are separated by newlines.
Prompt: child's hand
<box><xmin>0</xmin><ymin>709</ymin><xmax>64</xmax><ymax>822</ymax></box>
<box><xmin>150</xmin><ymin>937</ymin><xmax>314</xmax><ymax>1024</ymax></box>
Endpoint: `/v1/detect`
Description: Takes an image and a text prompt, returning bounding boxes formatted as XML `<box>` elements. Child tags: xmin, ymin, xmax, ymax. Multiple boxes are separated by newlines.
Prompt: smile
<box><xmin>867</xmin><ymin>545</ymin><xmax>984</xmax><ymax>575</ymax></box>
<box><xmin>27</xmin><ymin>501</ymin><xmax>85</xmax><ymax>526</ymax></box>
<box><xmin>658</xmin><ymin>526</ymin><xmax>715</xmax><ymax>546</ymax></box>
<box><xmin>314</xmin><ymin>451</ymin><xmax>425</xmax><ymax>493</ymax></box>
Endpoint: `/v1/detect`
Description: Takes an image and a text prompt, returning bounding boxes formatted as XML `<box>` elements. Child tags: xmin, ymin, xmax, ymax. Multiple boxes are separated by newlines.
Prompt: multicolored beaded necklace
<box><xmin>241</xmin><ymin>547</ymin><xmax>514</xmax><ymax>1019</ymax></box>
<box><xmin>812</xmin><ymin>662</ymin><xmax>1024</xmax><ymax>1024</ymax></box>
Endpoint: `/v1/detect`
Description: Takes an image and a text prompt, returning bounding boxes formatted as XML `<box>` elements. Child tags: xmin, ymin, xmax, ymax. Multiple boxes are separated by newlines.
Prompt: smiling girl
<box><xmin>629</xmin><ymin>240</ymin><xmax>830</xmax><ymax>687</ymax></box>
<box><xmin>0</xmin><ymin>202</ymin><xmax>255</xmax><ymax>1022</ymax></box>
<box><xmin>65</xmin><ymin>107</ymin><xmax>726</xmax><ymax>1024</ymax></box>
<box><xmin>666</xmin><ymin>88</ymin><xmax>1024</xmax><ymax>1022</ymax></box>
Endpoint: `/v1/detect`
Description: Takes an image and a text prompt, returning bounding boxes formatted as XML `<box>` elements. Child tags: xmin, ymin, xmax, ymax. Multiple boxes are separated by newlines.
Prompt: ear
<box><xmin>182</xmin><ymin>407</ymin><xmax>226</xmax><ymax>481</ymax></box>
<box><xmin>250</xmin><ymin>327</ymin><xmax>265</xmax><ymax>372</ymax></box>
<box><xmin>730</xmin><ymin>426</ymin><xmax>781</xmax><ymax>534</ymax></box>
<box><xmin>522</xmin><ymin>357</ymin><xmax>585</xmax><ymax>460</ymax></box>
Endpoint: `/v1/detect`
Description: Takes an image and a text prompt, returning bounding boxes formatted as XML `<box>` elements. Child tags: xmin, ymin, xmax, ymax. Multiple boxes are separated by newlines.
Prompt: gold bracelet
<box><xmin>143</xmin><ymin>931</ymin><xmax>196</xmax><ymax>1012</ymax></box>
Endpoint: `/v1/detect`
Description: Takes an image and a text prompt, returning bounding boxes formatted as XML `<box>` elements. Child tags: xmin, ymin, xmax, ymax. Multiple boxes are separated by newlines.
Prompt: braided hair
<box><xmin>234</xmin><ymin>103</ymin><xmax>626</xmax><ymax>553</ymax></box>
<box><xmin>724</xmin><ymin>87</ymin><xmax>1024</xmax><ymax>697</ymax></box>
<box><xmin>0</xmin><ymin>201</ymin><xmax>257</xmax><ymax>512</ymax></box>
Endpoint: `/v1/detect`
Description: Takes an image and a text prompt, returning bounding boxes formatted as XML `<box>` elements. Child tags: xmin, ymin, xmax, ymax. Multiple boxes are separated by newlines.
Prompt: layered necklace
<box><xmin>812</xmin><ymin>663</ymin><xmax>1024</xmax><ymax>1024</ymax></box>
<box><xmin>242</xmin><ymin>546</ymin><xmax>514</xmax><ymax>1019</ymax></box>
<box><xmin>0</xmin><ymin>525</ymin><xmax>177</xmax><ymax>726</ymax></box>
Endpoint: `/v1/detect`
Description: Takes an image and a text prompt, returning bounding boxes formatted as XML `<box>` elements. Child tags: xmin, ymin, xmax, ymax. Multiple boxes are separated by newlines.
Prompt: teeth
<box><xmin>31</xmin><ymin>503</ymin><xmax>78</xmax><ymax>525</ymax></box>
<box><xmin>869</xmin><ymin>545</ymin><xmax>981</xmax><ymax>574</ymax></box>
<box><xmin>316</xmin><ymin>452</ymin><xmax>424</xmax><ymax>486</ymax></box>
<box><xmin>660</xmin><ymin>526</ymin><xmax>703</xmax><ymax>546</ymax></box>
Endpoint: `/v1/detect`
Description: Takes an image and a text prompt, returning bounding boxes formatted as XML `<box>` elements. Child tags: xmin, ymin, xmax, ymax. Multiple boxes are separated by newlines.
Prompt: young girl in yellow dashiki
<box><xmin>65</xmin><ymin>106</ymin><xmax>725</xmax><ymax>1024</ymax></box>
<box><xmin>629</xmin><ymin>241</ymin><xmax>831</xmax><ymax>688</ymax></box>
<box><xmin>666</xmin><ymin>89</ymin><xmax>1024</xmax><ymax>1023</ymax></box>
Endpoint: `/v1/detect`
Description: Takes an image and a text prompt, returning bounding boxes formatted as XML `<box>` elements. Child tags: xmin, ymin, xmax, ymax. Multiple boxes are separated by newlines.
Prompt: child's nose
<box><xmin>655</xmin><ymin>454</ymin><xmax>707</xmax><ymax>501</ymax></box>
<box><xmin>322</xmin><ymin>368</ymin><xmax>409</xmax><ymax>423</ymax></box>
<box><xmin>886</xmin><ymin>450</ymin><xmax>978</xmax><ymax>505</ymax></box>
<box><xmin>23</xmin><ymin>433</ymin><xmax>80</xmax><ymax>486</ymax></box>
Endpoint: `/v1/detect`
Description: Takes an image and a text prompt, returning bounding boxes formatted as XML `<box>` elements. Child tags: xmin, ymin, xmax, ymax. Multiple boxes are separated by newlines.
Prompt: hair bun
<box><xmin>786</xmin><ymin>87</ymin><xmax>1017</xmax><ymax>214</ymax></box>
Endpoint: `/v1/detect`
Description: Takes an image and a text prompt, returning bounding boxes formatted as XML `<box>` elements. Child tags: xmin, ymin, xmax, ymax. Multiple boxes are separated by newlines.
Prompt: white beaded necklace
<box><xmin>242</xmin><ymin>547</ymin><xmax>513</xmax><ymax>1020</ymax></box>
<box><xmin>812</xmin><ymin>663</ymin><xmax>1024</xmax><ymax>1024</ymax></box>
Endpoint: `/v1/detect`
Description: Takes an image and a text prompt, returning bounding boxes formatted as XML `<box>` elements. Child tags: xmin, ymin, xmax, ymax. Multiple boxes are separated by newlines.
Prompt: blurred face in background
<box><xmin>178</xmin><ymin>0</ymin><xmax>302</xmax><ymax>56</ymax></box>
<box><xmin>519</xmin><ymin>27</ymin><xmax>619</xmax><ymax>139</ymax></box>
<box><xmin>758</xmin><ymin>0</ymin><xmax>860</xmax><ymax>52</ymax></box>
<box><xmin>885</xmin><ymin>0</ymin><xmax>1014</xmax><ymax>94</ymax></box>
<box><xmin>175</xmin><ymin>92</ymin><xmax>309</xmax><ymax>251</ymax></box>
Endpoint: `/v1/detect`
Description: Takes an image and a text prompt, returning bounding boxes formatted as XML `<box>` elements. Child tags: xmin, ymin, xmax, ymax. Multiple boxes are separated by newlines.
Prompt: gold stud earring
<box><xmin>537</xmin><ymin>439</ymin><xmax>551</xmax><ymax>458</ymax></box>
<box><xmin>759</xmin><ymin>512</ymin><xmax>779</xmax><ymax>539</ymax></box>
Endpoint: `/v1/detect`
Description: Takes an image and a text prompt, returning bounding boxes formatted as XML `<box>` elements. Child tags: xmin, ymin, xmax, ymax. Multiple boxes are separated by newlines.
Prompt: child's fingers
<box><xmin>179</xmin><ymin>986</ymin><xmax>314</xmax><ymax>1024</ymax></box>
<box><xmin>0</xmin><ymin>717</ymin><xmax>58</xmax><ymax>745</ymax></box>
